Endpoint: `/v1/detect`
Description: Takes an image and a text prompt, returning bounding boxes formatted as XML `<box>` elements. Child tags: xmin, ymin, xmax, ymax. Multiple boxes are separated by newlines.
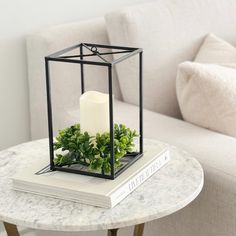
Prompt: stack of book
<box><xmin>12</xmin><ymin>142</ymin><xmax>170</xmax><ymax>208</ymax></box>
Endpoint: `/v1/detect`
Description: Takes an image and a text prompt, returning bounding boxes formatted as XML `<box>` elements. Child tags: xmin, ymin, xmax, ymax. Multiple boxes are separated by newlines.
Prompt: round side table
<box><xmin>0</xmin><ymin>139</ymin><xmax>204</xmax><ymax>236</ymax></box>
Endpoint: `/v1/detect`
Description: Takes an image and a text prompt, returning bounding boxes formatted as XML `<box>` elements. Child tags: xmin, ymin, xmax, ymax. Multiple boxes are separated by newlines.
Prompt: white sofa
<box><xmin>26</xmin><ymin>0</ymin><xmax>236</xmax><ymax>235</ymax></box>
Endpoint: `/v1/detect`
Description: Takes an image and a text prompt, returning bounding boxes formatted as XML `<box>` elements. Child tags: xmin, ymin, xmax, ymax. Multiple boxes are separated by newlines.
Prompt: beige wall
<box><xmin>0</xmin><ymin>0</ymin><xmax>153</xmax><ymax>150</ymax></box>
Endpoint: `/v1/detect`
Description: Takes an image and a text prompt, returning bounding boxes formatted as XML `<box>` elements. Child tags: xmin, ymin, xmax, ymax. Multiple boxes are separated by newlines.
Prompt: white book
<box><xmin>12</xmin><ymin>143</ymin><xmax>170</xmax><ymax>208</ymax></box>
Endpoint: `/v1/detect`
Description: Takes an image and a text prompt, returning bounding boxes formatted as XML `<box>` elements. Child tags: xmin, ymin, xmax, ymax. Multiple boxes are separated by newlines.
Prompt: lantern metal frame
<box><xmin>44</xmin><ymin>43</ymin><xmax>143</xmax><ymax>180</ymax></box>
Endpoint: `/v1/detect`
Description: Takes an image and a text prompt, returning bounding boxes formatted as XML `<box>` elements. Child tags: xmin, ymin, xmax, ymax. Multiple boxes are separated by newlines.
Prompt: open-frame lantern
<box><xmin>44</xmin><ymin>43</ymin><xmax>143</xmax><ymax>180</ymax></box>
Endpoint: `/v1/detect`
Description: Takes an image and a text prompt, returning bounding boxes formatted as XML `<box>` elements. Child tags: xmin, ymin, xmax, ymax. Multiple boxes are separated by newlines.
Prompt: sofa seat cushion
<box><xmin>114</xmin><ymin>100</ymin><xmax>236</xmax><ymax>177</ymax></box>
<box><xmin>59</xmin><ymin>99</ymin><xmax>236</xmax><ymax>177</ymax></box>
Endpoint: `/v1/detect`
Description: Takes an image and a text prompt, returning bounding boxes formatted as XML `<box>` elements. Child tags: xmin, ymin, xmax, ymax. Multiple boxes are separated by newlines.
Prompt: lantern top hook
<box><xmin>46</xmin><ymin>43</ymin><xmax>143</xmax><ymax>66</ymax></box>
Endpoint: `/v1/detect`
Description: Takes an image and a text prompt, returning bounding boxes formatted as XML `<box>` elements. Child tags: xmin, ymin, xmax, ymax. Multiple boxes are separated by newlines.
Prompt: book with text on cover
<box><xmin>12</xmin><ymin>142</ymin><xmax>170</xmax><ymax>208</ymax></box>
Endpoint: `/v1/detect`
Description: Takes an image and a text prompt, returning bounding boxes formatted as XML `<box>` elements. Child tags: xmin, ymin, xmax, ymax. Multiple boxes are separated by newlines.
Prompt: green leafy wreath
<box><xmin>53</xmin><ymin>124</ymin><xmax>138</xmax><ymax>173</ymax></box>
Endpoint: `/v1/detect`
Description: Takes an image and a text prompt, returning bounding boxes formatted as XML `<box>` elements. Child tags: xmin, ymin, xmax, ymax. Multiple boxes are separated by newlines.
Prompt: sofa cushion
<box><xmin>61</xmin><ymin>100</ymin><xmax>236</xmax><ymax>176</ymax></box>
<box><xmin>105</xmin><ymin>0</ymin><xmax>236</xmax><ymax>119</ymax></box>
<box><xmin>114</xmin><ymin>100</ymin><xmax>236</xmax><ymax>177</ymax></box>
<box><xmin>176</xmin><ymin>34</ymin><xmax>236</xmax><ymax>137</ymax></box>
<box><xmin>176</xmin><ymin>62</ymin><xmax>236</xmax><ymax>137</ymax></box>
<box><xmin>195</xmin><ymin>34</ymin><xmax>236</xmax><ymax>63</ymax></box>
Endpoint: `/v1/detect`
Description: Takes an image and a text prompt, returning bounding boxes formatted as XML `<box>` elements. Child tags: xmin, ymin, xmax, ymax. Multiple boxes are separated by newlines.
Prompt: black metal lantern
<box><xmin>44</xmin><ymin>43</ymin><xmax>143</xmax><ymax>180</ymax></box>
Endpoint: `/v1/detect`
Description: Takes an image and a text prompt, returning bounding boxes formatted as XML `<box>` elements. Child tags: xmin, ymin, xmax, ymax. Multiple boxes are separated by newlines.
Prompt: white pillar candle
<box><xmin>80</xmin><ymin>91</ymin><xmax>110</xmax><ymax>136</ymax></box>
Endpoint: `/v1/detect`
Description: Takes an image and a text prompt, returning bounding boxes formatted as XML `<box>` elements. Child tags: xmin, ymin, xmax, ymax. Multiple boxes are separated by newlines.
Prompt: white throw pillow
<box><xmin>176</xmin><ymin>62</ymin><xmax>236</xmax><ymax>137</ymax></box>
<box><xmin>176</xmin><ymin>34</ymin><xmax>236</xmax><ymax>137</ymax></box>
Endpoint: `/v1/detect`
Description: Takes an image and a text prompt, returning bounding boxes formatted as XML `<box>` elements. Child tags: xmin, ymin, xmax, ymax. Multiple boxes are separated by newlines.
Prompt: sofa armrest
<box><xmin>27</xmin><ymin>18</ymin><xmax>122</xmax><ymax>140</ymax></box>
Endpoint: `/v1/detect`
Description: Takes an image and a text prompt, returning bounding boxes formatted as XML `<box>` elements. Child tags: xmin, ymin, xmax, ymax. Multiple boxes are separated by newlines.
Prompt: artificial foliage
<box><xmin>53</xmin><ymin>124</ymin><xmax>138</xmax><ymax>173</ymax></box>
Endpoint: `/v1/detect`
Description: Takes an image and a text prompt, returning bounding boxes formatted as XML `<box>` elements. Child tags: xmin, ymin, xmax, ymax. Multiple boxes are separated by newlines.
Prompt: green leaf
<box><xmin>53</xmin><ymin>123</ymin><xmax>138</xmax><ymax>172</ymax></box>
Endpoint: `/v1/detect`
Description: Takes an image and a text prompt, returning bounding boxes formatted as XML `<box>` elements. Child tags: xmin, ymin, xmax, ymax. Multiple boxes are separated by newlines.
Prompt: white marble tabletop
<box><xmin>0</xmin><ymin>139</ymin><xmax>203</xmax><ymax>232</ymax></box>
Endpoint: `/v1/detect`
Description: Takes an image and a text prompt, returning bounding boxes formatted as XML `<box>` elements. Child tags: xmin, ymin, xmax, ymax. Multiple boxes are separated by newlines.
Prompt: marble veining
<box><xmin>0</xmin><ymin>139</ymin><xmax>204</xmax><ymax>231</ymax></box>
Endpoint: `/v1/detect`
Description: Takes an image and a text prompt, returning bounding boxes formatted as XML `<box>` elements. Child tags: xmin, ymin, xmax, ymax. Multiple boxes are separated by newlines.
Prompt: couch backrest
<box><xmin>105</xmin><ymin>0</ymin><xmax>236</xmax><ymax>118</ymax></box>
<box><xmin>27</xmin><ymin>0</ymin><xmax>236</xmax><ymax>140</ymax></box>
<box><xmin>27</xmin><ymin>18</ymin><xmax>121</xmax><ymax>139</ymax></box>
